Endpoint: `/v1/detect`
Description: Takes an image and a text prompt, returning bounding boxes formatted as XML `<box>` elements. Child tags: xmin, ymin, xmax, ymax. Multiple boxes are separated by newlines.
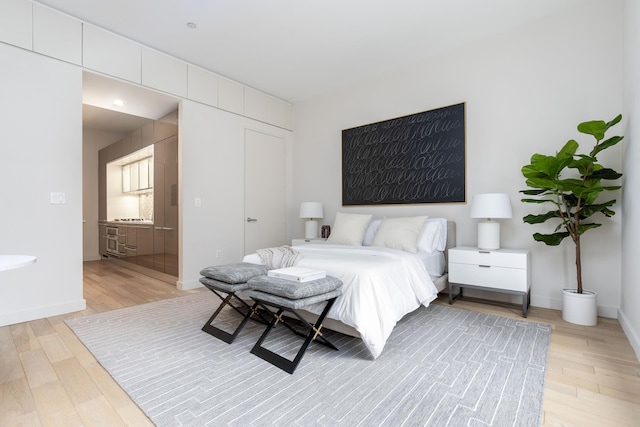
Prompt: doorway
<box><xmin>82</xmin><ymin>71</ymin><xmax>179</xmax><ymax>281</ymax></box>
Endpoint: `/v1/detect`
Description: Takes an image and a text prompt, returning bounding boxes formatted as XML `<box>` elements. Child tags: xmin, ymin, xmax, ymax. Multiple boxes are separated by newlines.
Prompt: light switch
<box><xmin>50</xmin><ymin>192</ymin><xmax>66</xmax><ymax>204</ymax></box>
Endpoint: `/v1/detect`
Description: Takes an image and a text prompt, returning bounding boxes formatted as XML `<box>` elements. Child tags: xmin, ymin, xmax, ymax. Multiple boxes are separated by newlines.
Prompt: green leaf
<box><xmin>578</xmin><ymin>120</ymin><xmax>607</xmax><ymax>140</ymax></box>
<box><xmin>520</xmin><ymin>189</ymin><xmax>545</xmax><ymax>196</ymax></box>
<box><xmin>591</xmin><ymin>135</ymin><xmax>623</xmax><ymax>157</ymax></box>
<box><xmin>523</xmin><ymin>211</ymin><xmax>560</xmax><ymax>224</ymax></box>
<box><xmin>521</xmin><ymin>198</ymin><xmax>552</xmax><ymax>204</ymax></box>
<box><xmin>577</xmin><ymin>223</ymin><xmax>601</xmax><ymax>235</ymax></box>
<box><xmin>589</xmin><ymin>168</ymin><xmax>622</xmax><ymax>180</ymax></box>
<box><xmin>605</xmin><ymin>114</ymin><xmax>622</xmax><ymax>131</ymax></box>
<box><xmin>533</xmin><ymin>232</ymin><xmax>570</xmax><ymax>246</ymax></box>
<box><xmin>580</xmin><ymin>200</ymin><xmax>617</xmax><ymax>218</ymax></box>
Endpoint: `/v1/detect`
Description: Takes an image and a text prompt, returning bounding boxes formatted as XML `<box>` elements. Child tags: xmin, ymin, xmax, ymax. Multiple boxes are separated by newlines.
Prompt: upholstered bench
<box><xmin>199</xmin><ymin>262</ymin><xmax>269</xmax><ymax>343</ymax></box>
<box><xmin>247</xmin><ymin>275</ymin><xmax>343</xmax><ymax>374</ymax></box>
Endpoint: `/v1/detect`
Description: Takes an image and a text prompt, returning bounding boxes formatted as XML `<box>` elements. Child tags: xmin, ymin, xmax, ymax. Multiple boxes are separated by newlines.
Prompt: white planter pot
<box><xmin>562</xmin><ymin>289</ymin><xmax>597</xmax><ymax>326</ymax></box>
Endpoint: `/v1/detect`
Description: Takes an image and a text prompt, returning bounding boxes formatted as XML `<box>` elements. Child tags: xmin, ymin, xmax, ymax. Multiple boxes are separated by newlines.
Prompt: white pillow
<box><xmin>417</xmin><ymin>218</ymin><xmax>448</xmax><ymax>252</ymax></box>
<box><xmin>362</xmin><ymin>218</ymin><xmax>382</xmax><ymax>246</ymax></box>
<box><xmin>326</xmin><ymin>212</ymin><xmax>373</xmax><ymax>246</ymax></box>
<box><xmin>372</xmin><ymin>216</ymin><xmax>429</xmax><ymax>253</ymax></box>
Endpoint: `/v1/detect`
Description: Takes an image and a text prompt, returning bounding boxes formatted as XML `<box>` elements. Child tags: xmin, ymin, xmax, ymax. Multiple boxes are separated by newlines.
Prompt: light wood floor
<box><xmin>1</xmin><ymin>261</ymin><xmax>639</xmax><ymax>426</ymax></box>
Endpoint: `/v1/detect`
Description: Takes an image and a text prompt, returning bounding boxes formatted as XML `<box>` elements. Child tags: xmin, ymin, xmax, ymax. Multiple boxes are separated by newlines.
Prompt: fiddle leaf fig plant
<box><xmin>520</xmin><ymin>114</ymin><xmax>623</xmax><ymax>294</ymax></box>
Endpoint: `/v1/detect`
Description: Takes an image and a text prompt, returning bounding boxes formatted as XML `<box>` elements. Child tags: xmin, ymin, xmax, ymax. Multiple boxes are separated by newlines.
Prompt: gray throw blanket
<box><xmin>256</xmin><ymin>245</ymin><xmax>303</xmax><ymax>269</ymax></box>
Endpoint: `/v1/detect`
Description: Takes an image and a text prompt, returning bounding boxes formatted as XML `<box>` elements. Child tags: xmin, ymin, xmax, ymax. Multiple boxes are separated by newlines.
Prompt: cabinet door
<box><xmin>130</xmin><ymin>162</ymin><xmax>139</xmax><ymax>191</ymax></box>
<box><xmin>153</xmin><ymin>135</ymin><xmax>178</xmax><ymax>276</ymax></box>
<box><xmin>136</xmin><ymin>226</ymin><xmax>154</xmax><ymax>269</ymax></box>
<box><xmin>98</xmin><ymin>149</ymin><xmax>107</xmax><ymax>220</ymax></box>
<box><xmin>98</xmin><ymin>224</ymin><xmax>107</xmax><ymax>256</ymax></box>
<box><xmin>122</xmin><ymin>225</ymin><xmax>136</xmax><ymax>264</ymax></box>
<box><xmin>122</xmin><ymin>164</ymin><xmax>131</xmax><ymax>192</ymax></box>
<box><xmin>139</xmin><ymin>158</ymin><xmax>149</xmax><ymax>189</ymax></box>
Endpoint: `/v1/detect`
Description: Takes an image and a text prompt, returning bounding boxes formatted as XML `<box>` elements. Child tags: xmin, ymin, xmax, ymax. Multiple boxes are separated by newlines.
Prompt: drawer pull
<box><xmin>478</xmin><ymin>250</ymin><xmax>491</xmax><ymax>254</ymax></box>
<box><xmin>479</xmin><ymin>265</ymin><xmax>491</xmax><ymax>268</ymax></box>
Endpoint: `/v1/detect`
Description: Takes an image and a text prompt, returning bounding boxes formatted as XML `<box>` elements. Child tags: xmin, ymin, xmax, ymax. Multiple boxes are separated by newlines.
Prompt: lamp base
<box><xmin>478</xmin><ymin>220</ymin><xmax>500</xmax><ymax>250</ymax></box>
<box><xmin>305</xmin><ymin>220</ymin><xmax>319</xmax><ymax>239</ymax></box>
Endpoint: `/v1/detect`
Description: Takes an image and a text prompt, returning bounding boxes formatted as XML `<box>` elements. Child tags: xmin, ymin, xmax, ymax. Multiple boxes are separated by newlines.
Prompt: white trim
<box><xmin>618</xmin><ymin>308</ymin><xmax>640</xmax><ymax>362</ymax></box>
<box><xmin>0</xmin><ymin>299</ymin><xmax>86</xmax><ymax>327</ymax></box>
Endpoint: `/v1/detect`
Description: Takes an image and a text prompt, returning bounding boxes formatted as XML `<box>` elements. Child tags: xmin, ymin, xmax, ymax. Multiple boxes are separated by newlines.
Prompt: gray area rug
<box><xmin>65</xmin><ymin>292</ymin><xmax>550</xmax><ymax>426</ymax></box>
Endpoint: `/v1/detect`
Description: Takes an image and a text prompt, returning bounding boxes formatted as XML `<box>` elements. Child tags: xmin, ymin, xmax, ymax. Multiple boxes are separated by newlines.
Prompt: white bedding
<box><xmin>242</xmin><ymin>244</ymin><xmax>439</xmax><ymax>359</ymax></box>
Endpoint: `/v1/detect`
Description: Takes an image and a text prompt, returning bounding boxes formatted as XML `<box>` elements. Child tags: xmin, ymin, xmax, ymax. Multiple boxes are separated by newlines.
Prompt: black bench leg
<box><xmin>202</xmin><ymin>292</ymin><xmax>261</xmax><ymax>344</ymax></box>
<box><xmin>250</xmin><ymin>297</ymin><xmax>338</xmax><ymax>374</ymax></box>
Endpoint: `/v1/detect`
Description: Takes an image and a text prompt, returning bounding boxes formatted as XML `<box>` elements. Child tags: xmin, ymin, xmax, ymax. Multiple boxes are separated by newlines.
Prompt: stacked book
<box><xmin>267</xmin><ymin>266</ymin><xmax>326</xmax><ymax>283</ymax></box>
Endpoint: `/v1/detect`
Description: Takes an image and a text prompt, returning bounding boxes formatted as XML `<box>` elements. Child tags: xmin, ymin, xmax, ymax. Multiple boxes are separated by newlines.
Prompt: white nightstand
<box><xmin>448</xmin><ymin>246</ymin><xmax>531</xmax><ymax>317</ymax></box>
<box><xmin>291</xmin><ymin>238</ymin><xmax>326</xmax><ymax>246</ymax></box>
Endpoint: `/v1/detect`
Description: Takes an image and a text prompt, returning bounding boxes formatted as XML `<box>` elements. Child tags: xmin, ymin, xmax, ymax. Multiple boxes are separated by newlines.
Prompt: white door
<box><xmin>244</xmin><ymin>129</ymin><xmax>287</xmax><ymax>255</ymax></box>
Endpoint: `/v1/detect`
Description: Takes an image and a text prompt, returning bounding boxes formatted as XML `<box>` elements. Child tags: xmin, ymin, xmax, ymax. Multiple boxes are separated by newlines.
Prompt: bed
<box><xmin>243</xmin><ymin>215</ymin><xmax>456</xmax><ymax>359</ymax></box>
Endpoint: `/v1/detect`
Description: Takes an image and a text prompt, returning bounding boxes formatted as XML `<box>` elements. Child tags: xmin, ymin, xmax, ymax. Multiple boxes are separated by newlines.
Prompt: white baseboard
<box><xmin>618</xmin><ymin>309</ymin><xmax>640</xmax><ymax>362</ymax></box>
<box><xmin>532</xmin><ymin>295</ymin><xmax>618</xmax><ymax>319</ymax></box>
<box><xmin>177</xmin><ymin>279</ymin><xmax>204</xmax><ymax>291</ymax></box>
<box><xmin>0</xmin><ymin>299</ymin><xmax>86</xmax><ymax>327</ymax></box>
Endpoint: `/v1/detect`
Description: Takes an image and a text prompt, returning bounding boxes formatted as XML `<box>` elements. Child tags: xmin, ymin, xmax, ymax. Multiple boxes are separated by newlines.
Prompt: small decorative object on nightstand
<box><xmin>291</xmin><ymin>238</ymin><xmax>326</xmax><ymax>246</ymax></box>
<box><xmin>448</xmin><ymin>246</ymin><xmax>530</xmax><ymax>317</ymax></box>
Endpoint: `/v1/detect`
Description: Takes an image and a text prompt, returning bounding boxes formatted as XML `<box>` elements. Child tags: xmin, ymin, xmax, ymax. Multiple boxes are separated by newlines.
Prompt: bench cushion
<box><xmin>247</xmin><ymin>275</ymin><xmax>342</xmax><ymax>300</ymax></box>
<box><xmin>248</xmin><ymin>289</ymin><xmax>343</xmax><ymax>310</ymax></box>
<box><xmin>199</xmin><ymin>277</ymin><xmax>250</xmax><ymax>293</ymax></box>
<box><xmin>200</xmin><ymin>262</ymin><xmax>268</xmax><ymax>284</ymax></box>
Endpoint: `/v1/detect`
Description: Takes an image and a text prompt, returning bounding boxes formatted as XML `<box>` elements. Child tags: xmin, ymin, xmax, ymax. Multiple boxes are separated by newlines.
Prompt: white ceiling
<box><xmin>37</xmin><ymin>0</ymin><xmax>591</xmax><ymax>131</ymax></box>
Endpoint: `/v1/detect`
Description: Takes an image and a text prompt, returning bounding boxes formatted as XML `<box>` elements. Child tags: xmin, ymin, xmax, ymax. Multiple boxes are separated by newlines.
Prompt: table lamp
<box><xmin>299</xmin><ymin>202</ymin><xmax>324</xmax><ymax>239</ymax></box>
<box><xmin>470</xmin><ymin>193</ymin><xmax>512</xmax><ymax>250</ymax></box>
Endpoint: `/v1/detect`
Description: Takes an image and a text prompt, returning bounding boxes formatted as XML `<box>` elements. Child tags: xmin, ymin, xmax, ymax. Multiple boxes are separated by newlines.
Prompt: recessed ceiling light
<box><xmin>186</xmin><ymin>22</ymin><xmax>197</xmax><ymax>29</ymax></box>
<box><xmin>113</xmin><ymin>99</ymin><xmax>124</xmax><ymax>107</ymax></box>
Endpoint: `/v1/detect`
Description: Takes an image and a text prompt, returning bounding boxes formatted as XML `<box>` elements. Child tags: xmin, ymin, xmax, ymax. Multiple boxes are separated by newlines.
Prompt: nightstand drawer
<box><xmin>448</xmin><ymin>248</ymin><xmax>528</xmax><ymax>269</ymax></box>
<box><xmin>449</xmin><ymin>263</ymin><xmax>529</xmax><ymax>292</ymax></box>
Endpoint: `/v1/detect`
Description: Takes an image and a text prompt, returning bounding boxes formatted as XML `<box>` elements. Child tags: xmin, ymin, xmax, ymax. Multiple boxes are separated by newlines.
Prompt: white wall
<box><xmin>292</xmin><ymin>1</ymin><xmax>624</xmax><ymax>316</ymax></box>
<box><xmin>179</xmin><ymin>100</ymin><xmax>294</xmax><ymax>290</ymax></box>
<box><xmin>620</xmin><ymin>0</ymin><xmax>640</xmax><ymax>358</ymax></box>
<box><xmin>82</xmin><ymin>128</ymin><xmax>122</xmax><ymax>261</ymax></box>
<box><xmin>0</xmin><ymin>42</ymin><xmax>85</xmax><ymax>325</ymax></box>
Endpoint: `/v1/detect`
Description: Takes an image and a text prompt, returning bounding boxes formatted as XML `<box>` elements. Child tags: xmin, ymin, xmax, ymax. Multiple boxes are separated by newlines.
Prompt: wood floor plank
<box><xmin>38</xmin><ymin>333</ymin><xmax>73</xmax><ymax>364</ymax></box>
<box><xmin>0</xmin><ymin>326</ymin><xmax>24</xmax><ymax>384</ymax></box>
<box><xmin>19</xmin><ymin>348</ymin><xmax>58</xmax><ymax>389</ymax></box>
<box><xmin>0</xmin><ymin>377</ymin><xmax>37</xmax><ymax>424</ymax></box>
<box><xmin>52</xmin><ymin>358</ymin><xmax>103</xmax><ymax>406</ymax></box>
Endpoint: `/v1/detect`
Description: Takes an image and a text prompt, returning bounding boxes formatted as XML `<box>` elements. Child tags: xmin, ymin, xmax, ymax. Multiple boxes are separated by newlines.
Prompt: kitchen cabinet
<box><xmin>141</xmin><ymin>122</ymin><xmax>154</xmax><ymax>148</ymax></box>
<box><xmin>98</xmin><ymin>148</ymin><xmax>107</xmax><ymax>221</ymax></box>
<box><xmin>153</xmin><ymin>134</ymin><xmax>178</xmax><ymax>277</ymax></box>
<box><xmin>121</xmin><ymin>224</ymin><xmax>153</xmax><ymax>266</ymax></box>
<box><xmin>98</xmin><ymin>223</ymin><xmax>107</xmax><ymax>256</ymax></box>
<box><xmin>122</xmin><ymin>128</ymin><xmax>142</xmax><ymax>156</ymax></box>
<box><xmin>122</xmin><ymin>157</ymin><xmax>152</xmax><ymax>193</ymax></box>
<box><xmin>153</xmin><ymin>110</ymin><xmax>178</xmax><ymax>143</ymax></box>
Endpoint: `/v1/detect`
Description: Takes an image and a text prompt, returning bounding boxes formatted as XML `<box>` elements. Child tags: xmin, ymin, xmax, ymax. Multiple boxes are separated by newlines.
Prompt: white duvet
<box><xmin>243</xmin><ymin>244</ymin><xmax>439</xmax><ymax>359</ymax></box>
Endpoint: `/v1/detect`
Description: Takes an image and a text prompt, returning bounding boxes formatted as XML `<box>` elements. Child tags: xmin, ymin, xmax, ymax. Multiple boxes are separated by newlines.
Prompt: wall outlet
<box><xmin>195</xmin><ymin>197</ymin><xmax>201</xmax><ymax>207</ymax></box>
<box><xmin>216</xmin><ymin>250</ymin><xmax>222</xmax><ymax>258</ymax></box>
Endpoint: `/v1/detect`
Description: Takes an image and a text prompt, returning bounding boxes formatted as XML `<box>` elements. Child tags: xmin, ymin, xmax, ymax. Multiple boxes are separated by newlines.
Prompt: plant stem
<box><xmin>575</xmin><ymin>237</ymin><xmax>583</xmax><ymax>293</ymax></box>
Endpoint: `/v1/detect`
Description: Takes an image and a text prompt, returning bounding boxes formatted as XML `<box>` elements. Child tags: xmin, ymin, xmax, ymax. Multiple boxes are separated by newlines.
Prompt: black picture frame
<box><xmin>341</xmin><ymin>102</ymin><xmax>466</xmax><ymax>205</ymax></box>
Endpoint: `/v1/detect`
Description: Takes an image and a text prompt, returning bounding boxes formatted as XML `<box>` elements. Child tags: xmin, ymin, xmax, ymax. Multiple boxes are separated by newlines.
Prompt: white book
<box><xmin>268</xmin><ymin>266</ymin><xmax>326</xmax><ymax>283</ymax></box>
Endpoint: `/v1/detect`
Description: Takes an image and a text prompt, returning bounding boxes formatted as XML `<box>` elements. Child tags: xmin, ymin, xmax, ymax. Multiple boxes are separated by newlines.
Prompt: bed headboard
<box><xmin>444</xmin><ymin>221</ymin><xmax>456</xmax><ymax>272</ymax></box>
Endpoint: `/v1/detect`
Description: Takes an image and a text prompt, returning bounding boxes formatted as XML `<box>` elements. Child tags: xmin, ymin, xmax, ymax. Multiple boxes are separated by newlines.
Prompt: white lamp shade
<box><xmin>299</xmin><ymin>202</ymin><xmax>324</xmax><ymax>219</ymax></box>
<box><xmin>470</xmin><ymin>193</ymin><xmax>512</xmax><ymax>250</ymax></box>
<box><xmin>469</xmin><ymin>193</ymin><xmax>513</xmax><ymax>219</ymax></box>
